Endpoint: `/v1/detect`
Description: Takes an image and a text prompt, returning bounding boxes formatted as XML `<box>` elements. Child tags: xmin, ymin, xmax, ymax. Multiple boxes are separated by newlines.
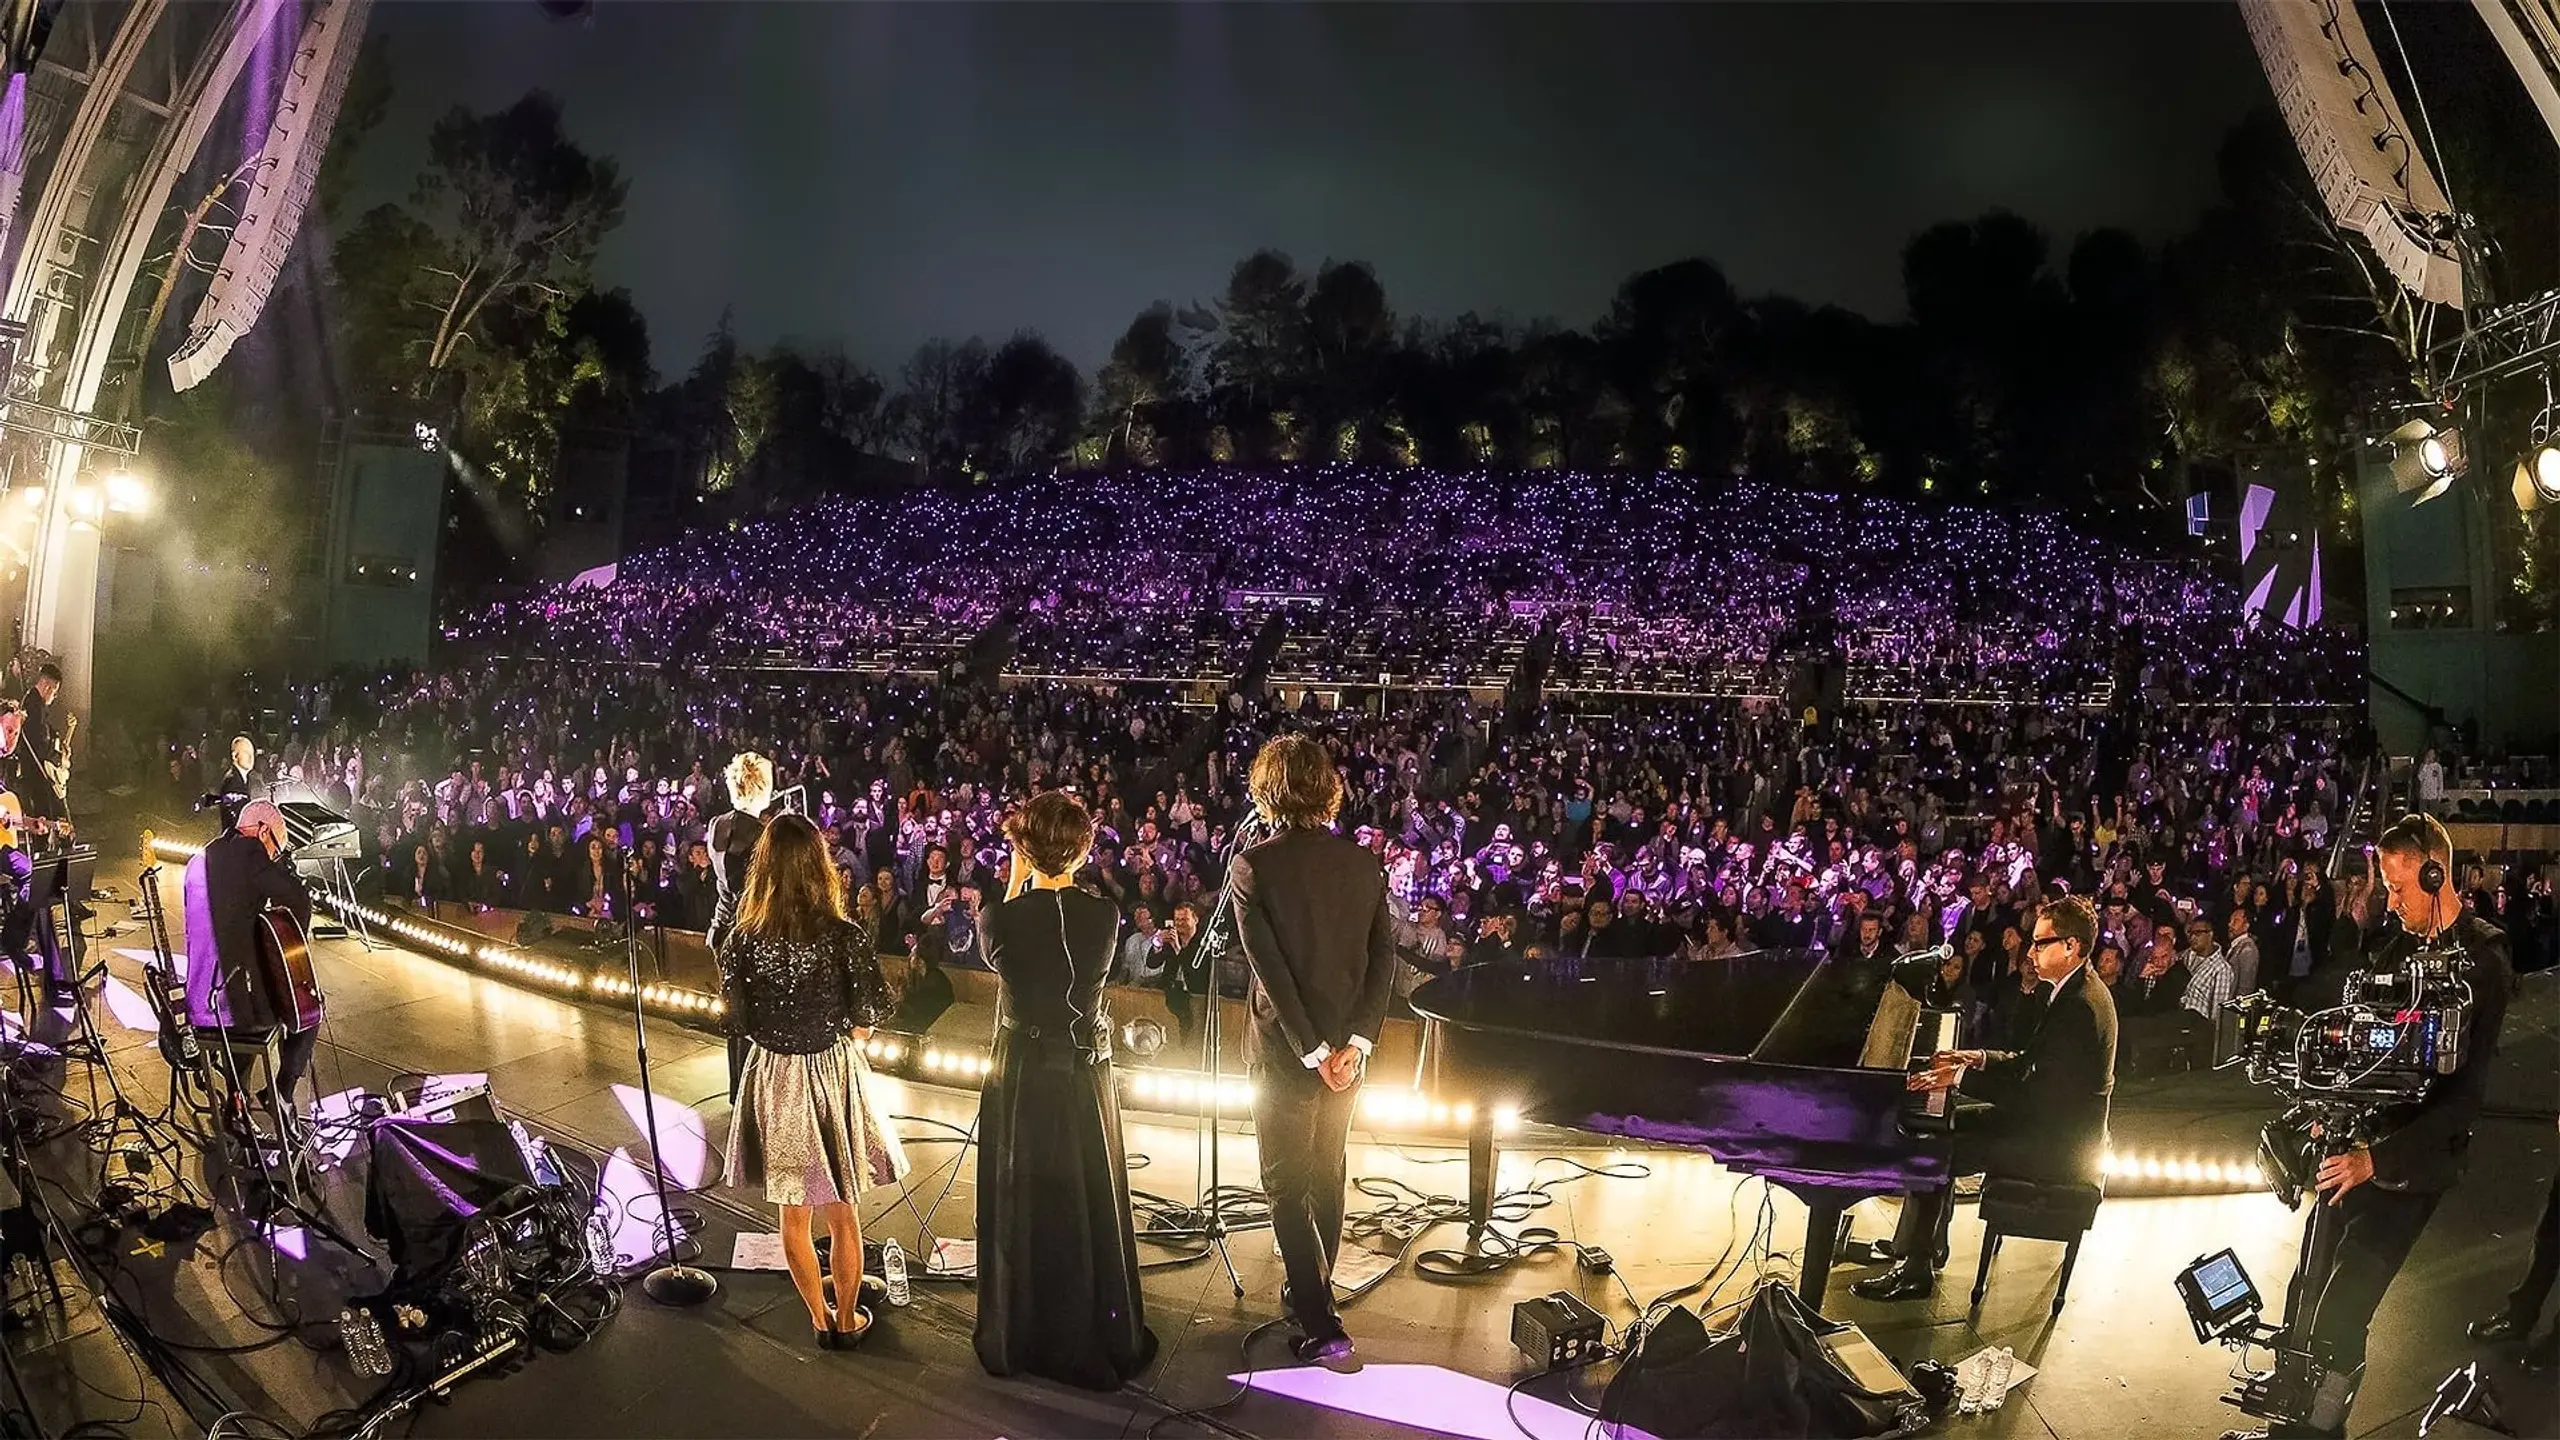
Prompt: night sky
<box><xmin>354</xmin><ymin>2</ymin><xmax>2268</xmax><ymax>376</ymax></box>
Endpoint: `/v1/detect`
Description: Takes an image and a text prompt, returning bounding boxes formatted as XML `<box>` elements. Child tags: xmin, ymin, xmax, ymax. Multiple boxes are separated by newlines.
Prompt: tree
<box><xmin>892</xmin><ymin>337</ymin><xmax>991</xmax><ymax>472</ymax></box>
<box><xmin>1599</xmin><ymin>259</ymin><xmax>1746</xmax><ymax>470</ymax></box>
<box><xmin>961</xmin><ymin>332</ymin><xmax>1082</xmax><ymax>474</ymax></box>
<box><xmin>1305</xmin><ymin>259</ymin><xmax>1394</xmax><ymax>432</ymax></box>
<box><xmin>407</xmin><ymin>92</ymin><xmax>627</xmax><ymax>381</ymax></box>
<box><xmin>1092</xmin><ymin>303</ymin><xmax>1191</xmax><ymax>466</ymax></box>
<box><xmin>1209</xmin><ymin>250</ymin><xmax>1311</xmax><ymax>421</ymax></box>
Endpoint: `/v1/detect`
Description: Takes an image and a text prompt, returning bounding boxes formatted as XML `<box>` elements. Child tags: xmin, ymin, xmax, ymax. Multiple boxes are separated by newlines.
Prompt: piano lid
<box><xmin>1409</xmin><ymin>950</ymin><xmax>1908</xmax><ymax>1072</ymax></box>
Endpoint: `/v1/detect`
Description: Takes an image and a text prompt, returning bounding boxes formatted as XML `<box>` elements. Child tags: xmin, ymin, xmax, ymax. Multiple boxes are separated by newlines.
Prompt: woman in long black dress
<box><xmin>973</xmin><ymin>791</ymin><xmax>1158</xmax><ymax>1389</ymax></box>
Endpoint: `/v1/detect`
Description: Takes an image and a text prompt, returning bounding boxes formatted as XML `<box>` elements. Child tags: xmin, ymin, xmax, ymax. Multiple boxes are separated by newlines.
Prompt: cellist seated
<box><xmin>183</xmin><ymin>801</ymin><xmax>317</xmax><ymax>1114</ymax></box>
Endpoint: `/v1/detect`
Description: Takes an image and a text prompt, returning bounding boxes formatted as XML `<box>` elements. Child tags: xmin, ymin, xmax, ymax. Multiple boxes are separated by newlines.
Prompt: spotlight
<box><xmin>104</xmin><ymin>470</ymin><xmax>150</xmax><ymax>515</ymax></box>
<box><xmin>1120</xmin><ymin>1016</ymin><xmax>1167</xmax><ymax>1059</ymax></box>
<box><xmin>2388</xmin><ymin>418</ymin><xmax>2466</xmax><ymax>502</ymax></box>
<box><xmin>2521</xmin><ymin>441</ymin><xmax>2560</xmax><ymax>513</ymax></box>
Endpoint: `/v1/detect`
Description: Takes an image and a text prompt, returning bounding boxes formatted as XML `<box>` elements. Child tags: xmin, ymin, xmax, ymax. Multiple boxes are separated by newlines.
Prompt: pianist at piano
<box><xmin>1852</xmin><ymin>893</ymin><xmax>2118</xmax><ymax>1303</ymax></box>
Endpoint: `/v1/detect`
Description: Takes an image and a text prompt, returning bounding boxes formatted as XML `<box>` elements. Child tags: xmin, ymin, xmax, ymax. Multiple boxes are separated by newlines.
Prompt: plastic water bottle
<box><xmin>1982</xmin><ymin>1346</ymin><xmax>2015</xmax><ymax>1411</ymax></box>
<box><xmin>1958</xmin><ymin>1350</ymin><xmax>1992</xmax><ymax>1414</ymax></box>
<box><xmin>880</xmin><ymin>1238</ymin><xmax>910</xmax><ymax>1308</ymax></box>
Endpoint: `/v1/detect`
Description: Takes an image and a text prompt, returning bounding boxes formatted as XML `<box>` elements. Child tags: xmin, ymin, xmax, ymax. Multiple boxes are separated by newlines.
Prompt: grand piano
<box><xmin>1409</xmin><ymin>949</ymin><xmax>1958</xmax><ymax>1304</ymax></box>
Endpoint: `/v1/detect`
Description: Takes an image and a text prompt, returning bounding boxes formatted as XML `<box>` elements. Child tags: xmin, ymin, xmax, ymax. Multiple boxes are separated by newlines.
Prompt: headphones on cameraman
<box><xmin>2419</xmin><ymin>856</ymin><xmax>2446</xmax><ymax>895</ymax></box>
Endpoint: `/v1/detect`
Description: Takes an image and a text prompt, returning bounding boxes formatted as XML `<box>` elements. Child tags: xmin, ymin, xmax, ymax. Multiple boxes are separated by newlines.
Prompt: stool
<box><xmin>1969</xmin><ymin>1176</ymin><xmax>2103</xmax><ymax>1316</ymax></box>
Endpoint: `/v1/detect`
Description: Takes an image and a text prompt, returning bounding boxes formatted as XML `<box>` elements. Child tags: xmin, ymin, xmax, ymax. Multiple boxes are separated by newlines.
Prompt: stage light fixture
<box><xmin>2388</xmin><ymin>418</ymin><xmax>2467</xmax><ymax>501</ymax></box>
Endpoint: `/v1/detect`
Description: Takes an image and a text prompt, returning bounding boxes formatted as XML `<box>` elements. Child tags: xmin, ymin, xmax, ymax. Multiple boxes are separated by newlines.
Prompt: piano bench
<box><xmin>1969</xmin><ymin>1177</ymin><xmax>2103</xmax><ymax>1317</ymax></box>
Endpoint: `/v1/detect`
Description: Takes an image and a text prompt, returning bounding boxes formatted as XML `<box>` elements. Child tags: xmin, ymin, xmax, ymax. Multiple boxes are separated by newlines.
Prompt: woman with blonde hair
<box><xmin>719</xmin><ymin>812</ymin><xmax>906</xmax><ymax>1348</ymax></box>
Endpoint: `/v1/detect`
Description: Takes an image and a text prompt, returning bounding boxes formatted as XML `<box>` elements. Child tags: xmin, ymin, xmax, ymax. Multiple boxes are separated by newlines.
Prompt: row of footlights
<box><xmin>193</xmin><ymin>846</ymin><xmax>2260</xmax><ymax>1186</ymax></box>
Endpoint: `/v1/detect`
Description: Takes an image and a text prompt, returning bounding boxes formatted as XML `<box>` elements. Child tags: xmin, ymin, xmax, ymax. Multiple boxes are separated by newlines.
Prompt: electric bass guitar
<box><xmin>133</xmin><ymin>853</ymin><xmax>204</xmax><ymax>1072</ymax></box>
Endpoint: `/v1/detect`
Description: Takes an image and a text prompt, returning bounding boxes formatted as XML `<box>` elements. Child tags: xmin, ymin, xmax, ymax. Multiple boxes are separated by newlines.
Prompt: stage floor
<box><xmin>17</xmin><ymin>894</ymin><xmax>2560</xmax><ymax>1440</ymax></box>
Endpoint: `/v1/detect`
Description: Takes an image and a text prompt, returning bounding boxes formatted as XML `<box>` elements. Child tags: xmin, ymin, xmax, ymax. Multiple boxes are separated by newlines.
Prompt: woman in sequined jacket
<box><xmin>719</xmin><ymin>813</ymin><xmax>909</xmax><ymax>1347</ymax></box>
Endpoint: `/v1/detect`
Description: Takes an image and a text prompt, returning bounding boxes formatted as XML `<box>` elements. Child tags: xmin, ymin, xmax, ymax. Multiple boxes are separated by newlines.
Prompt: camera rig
<box><xmin>2175</xmin><ymin>934</ymin><xmax>2486</xmax><ymax>1431</ymax></box>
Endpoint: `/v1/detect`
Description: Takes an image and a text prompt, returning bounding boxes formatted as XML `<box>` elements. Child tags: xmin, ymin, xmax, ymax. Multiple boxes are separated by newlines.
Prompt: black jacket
<box><xmin>196</xmin><ymin>829</ymin><xmax>312</xmax><ymax>1029</ymax></box>
<box><xmin>2364</xmin><ymin>914</ymin><xmax>2512</xmax><ymax>1193</ymax></box>
<box><xmin>1971</xmin><ymin>962</ymin><xmax>2118</xmax><ymax>1182</ymax></box>
<box><xmin>1226</xmin><ymin>826</ymin><xmax>1397</xmax><ymax>1067</ymax></box>
<box><xmin>705</xmin><ymin>806</ymin><xmax>768</xmax><ymax>952</ymax></box>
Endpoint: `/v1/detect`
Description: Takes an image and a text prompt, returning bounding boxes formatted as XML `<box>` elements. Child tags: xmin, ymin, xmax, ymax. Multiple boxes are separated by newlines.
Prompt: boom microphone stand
<box><xmin>1146</xmin><ymin>809</ymin><xmax>1265</xmax><ymax>1299</ymax></box>
<box><xmin>619</xmin><ymin>858</ymin><xmax>716</xmax><ymax>1306</ymax></box>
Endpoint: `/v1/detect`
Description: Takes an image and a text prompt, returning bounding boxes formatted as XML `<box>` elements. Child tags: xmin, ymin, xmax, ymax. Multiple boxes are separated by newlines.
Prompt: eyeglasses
<box><xmin>2028</xmin><ymin>935</ymin><xmax>2071</xmax><ymax>952</ymax></box>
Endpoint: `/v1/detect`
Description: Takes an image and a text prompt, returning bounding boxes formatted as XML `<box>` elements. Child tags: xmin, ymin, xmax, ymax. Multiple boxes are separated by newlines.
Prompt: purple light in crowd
<box><xmin>612</xmin><ymin>1083</ymin><xmax>709</xmax><ymax>1190</ymax></box>
<box><xmin>1233</xmin><ymin>1362</ymin><xmax>1620</xmax><ymax>1440</ymax></box>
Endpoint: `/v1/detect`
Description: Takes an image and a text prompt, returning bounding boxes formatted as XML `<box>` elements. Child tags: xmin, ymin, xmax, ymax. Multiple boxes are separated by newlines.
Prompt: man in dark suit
<box><xmin>1227</xmin><ymin>734</ymin><xmax>1396</xmax><ymax>1369</ymax></box>
<box><xmin>1855</xmin><ymin>893</ymin><xmax>2118</xmax><ymax>1301</ymax></box>
<box><xmin>182</xmin><ymin>800</ymin><xmax>317</xmax><ymax>1108</ymax></box>
<box><xmin>19</xmin><ymin>663</ymin><xmax>65</xmax><ymax>801</ymax></box>
<box><xmin>707</xmin><ymin>752</ymin><xmax>774</xmax><ymax>1099</ymax></box>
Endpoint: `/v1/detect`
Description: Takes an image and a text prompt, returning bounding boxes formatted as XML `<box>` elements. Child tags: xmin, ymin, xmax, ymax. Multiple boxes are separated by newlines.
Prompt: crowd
<box><xmin>136</xmin><ymin>468</ymin><xmax>2552</xmax><ymax>1024</ymax></box>
<box><xmin>450</xmin><ymin>467</ymin><xmax>2364</xmax><ymax>705</ymax></box>
<box><xmin>147</xmin><ymin>651</ymin><xmax>2556</xmax><ymax>1026</ymax></box>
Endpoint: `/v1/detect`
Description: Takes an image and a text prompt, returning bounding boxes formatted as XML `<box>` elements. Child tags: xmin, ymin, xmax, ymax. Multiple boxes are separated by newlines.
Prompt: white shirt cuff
<box><xmin>1346</xmin><ymin>1035</ymin><xmax>1373</xmax><ymax>1058</ymax></box>
<box><xmin>1301</xmin><ymin>1044</ymin><xmax>1332</xmax><ymax>1069</ymax></box>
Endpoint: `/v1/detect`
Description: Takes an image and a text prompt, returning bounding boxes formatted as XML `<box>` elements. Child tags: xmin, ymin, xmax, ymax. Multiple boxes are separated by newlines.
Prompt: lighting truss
<box><xmin>2432</xmin><ymin>287</ymin><xmax>2560</xmax><ymax>395</ymax></box>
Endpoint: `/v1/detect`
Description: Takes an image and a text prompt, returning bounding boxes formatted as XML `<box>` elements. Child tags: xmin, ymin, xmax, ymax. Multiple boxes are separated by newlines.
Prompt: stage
<box><xmin>11</xmin><ymin>877</ymin><xmax>2558</xmax><ymax>1440</ymax></box>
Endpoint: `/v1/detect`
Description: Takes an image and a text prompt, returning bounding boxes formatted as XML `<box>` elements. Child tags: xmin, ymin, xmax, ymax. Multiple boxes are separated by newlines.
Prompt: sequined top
<box><xmin>717</xmin><ymin>920</ymin><xmax>891</xmax><ymax>1056</ymax></box>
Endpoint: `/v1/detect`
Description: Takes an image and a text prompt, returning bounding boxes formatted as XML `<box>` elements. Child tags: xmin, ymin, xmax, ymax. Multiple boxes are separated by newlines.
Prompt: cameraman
<box><xmin>2240</xmin><ymin>814</ymin><xmax>2512</xmax><ymax>1440</ymax></box>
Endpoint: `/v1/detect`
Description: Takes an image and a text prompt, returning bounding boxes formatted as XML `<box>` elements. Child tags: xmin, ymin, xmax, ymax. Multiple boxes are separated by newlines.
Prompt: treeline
<box><xmin>317</xmin><ymin>94</ymin><xmax>2517</xmax><ymax>529</ymax></box>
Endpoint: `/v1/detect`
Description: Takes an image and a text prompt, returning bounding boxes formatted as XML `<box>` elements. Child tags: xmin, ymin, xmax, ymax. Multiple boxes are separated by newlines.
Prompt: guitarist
<box><xmin>183</xmin><ymin>800</ymin><xmax>317</xmax><ymax>1112</ymax></box>
<box><xmin>20</xmin><ymin>663</ymin><xmax>67</xmax><ymax>803</ymax></box>
<box><xmin>0</xmin><ymin>702</ymin><xmax>62</xmax><ymax>840</ymax></box>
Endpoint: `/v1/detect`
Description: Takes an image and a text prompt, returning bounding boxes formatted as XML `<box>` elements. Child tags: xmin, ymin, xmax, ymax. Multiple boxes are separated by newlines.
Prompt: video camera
<box><xmin>2212</xmin><ymin>935</ymin><xmax>2476</xmax><ymax>1110</ymax></box>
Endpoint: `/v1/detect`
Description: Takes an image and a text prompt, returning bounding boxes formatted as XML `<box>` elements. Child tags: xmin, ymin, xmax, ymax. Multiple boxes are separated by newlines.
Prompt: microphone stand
<box><xmin>1145</xmin><ymin>809</ymin><xmax>1263</xmax><ymax>1299</ymax></box>
<box><xmin>621</xmin><ymin>857</ymin><xmax>716</xmax><ymax>1305</ymax></box>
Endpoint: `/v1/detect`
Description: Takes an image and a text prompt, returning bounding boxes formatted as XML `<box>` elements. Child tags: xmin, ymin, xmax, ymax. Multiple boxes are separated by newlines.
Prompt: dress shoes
<box><xmin>1871</xmin><ymin>1238</ymin><xmax>1950</xmax><ymax>1269</ymax></box>
<box><xmin>1850</xmin><ymin>1264</ymin><xmax>1936</xmax><ymax>1303</ymax></box>
<box><xmin>2469</xmin><ymin>1314</ymin><xmax>2528</xmax><ymax>1343</ymax></box>
<box><xmin>1289</xmin><ymin>1332</ymin><xmax>1360</xmax><ymax>1373</ymax></box>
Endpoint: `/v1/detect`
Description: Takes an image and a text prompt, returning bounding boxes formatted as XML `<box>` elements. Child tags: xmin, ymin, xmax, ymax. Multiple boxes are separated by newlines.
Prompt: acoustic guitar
<box><xmin>254</xmin><ymin>903</ymin><xmax>326</xmax><ymax>1034</ymax></box>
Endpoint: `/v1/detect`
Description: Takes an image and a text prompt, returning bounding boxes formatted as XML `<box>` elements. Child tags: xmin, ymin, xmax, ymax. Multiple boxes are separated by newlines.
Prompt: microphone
<box><xmin>1901</xmin><ymin>943</ymin><xmax>1958</xmax><ymax>965</ymax></box>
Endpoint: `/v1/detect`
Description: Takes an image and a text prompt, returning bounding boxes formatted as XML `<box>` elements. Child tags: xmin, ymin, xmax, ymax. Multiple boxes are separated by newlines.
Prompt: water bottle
<box><xmin>879</xmin><ymin>1237</ymin><xmax>910</xmax><ymax>1308</ymax></box>
<box><xmin>1982</xmin><ymin>1346</ymin><xmax>2015</xmax><ymax>1411</ymax></box>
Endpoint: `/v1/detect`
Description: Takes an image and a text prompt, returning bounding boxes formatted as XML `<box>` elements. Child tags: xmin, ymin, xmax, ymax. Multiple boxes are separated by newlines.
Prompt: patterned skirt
<box><xmin>727</xmin><ymin>1036</ymin><xmax>909</xmax><ymax>1208</ymax></box>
